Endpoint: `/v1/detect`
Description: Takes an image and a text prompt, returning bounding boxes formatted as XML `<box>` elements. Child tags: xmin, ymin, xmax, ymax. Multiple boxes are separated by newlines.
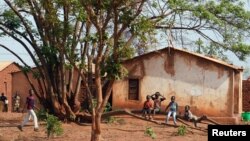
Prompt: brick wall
<box><xmin>243</xmin><ymin>80</ymin><xmax>250</xmax><ymax>112</ymax></box>
<box><xmin>0</xmin><ymin>63</ymin><xmax>20</xmax><ymax>112</ymax></box>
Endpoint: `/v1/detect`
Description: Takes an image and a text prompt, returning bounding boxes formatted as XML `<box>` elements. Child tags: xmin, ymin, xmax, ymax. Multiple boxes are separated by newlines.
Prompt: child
<box><xmin>184</xmin><ymin>105</ymin><xmax>206</xmax><ymax>127</ymax></box>
<box><xmin>0</xmin><ymin>93</ymin><xmax>8</xmax><ymax>112</ymax></box>
<box><xmin>18</xmin><ymin>89</ymin><xmax>39</xmax><ymax>132</ymax></box>
<box><xmin>165</xmin><ymin>96</ymin><xmax>178</xmax><ymax>125</ymax></box>
<box><xmin>151</xmin><ymin>92</ymin><xmax>166</xmax><ymax>118</ymax></box>
<box><xmin>142</xmin><ymin>95</ymin><xmax>153</xmax><ymax>119</ymax></box>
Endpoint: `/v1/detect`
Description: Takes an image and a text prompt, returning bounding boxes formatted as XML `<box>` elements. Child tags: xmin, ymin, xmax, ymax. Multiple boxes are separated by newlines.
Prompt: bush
<box><xmin>46</xmin><ymin>114</ymin><xmax>63</xmax><ymax>138</ymax></box>
<box><xmin>144</xmin><ymin>127</ymin><xmax>156</xmax><ymax>139</ymax></box>
<box><xmin>36</xmin><ymin>108</ymin><xmax>48</xmax><ymax>121</ymax></box>
<box><xmin>104</xmin><ymin>102</ymin><xmax>112</xmax><ymax>113</ymax></box>
<box><xmin>177</xmin><ymin>125</ymin><xmax>187</xmax><ymax>136</ymax></box>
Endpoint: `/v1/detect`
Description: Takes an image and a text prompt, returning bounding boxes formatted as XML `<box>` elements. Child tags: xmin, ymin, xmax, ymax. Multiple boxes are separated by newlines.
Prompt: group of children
<box><xmin>142</xmin><ymin>92</ymin><xmax>203</xmax><ymax>127</ymax></box>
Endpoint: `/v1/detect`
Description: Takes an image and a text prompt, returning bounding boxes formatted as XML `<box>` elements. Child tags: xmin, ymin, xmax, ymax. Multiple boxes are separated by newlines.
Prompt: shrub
<box><xmin>144</xmin><ymin>127</ymin><xmax>156</xmax><ymax>139</ymax></box>
<box><xmin>36</xmin><ymin>108</ymin><xmax>48</xmax><ymax>121</ymax></box>
<box><xmin>104</xmin><ymin>102</ymin><xmax>112</xmax><ymax>113</ymax></box>
<box><xmin>46</xmin><ymin>114</ymin><xmax>63</xmax><ymax>138</ymax></box>
<box><xmin>177</xmin><ymin>125</ymin><xmax>187</xmax><ymax>136</ymax></box>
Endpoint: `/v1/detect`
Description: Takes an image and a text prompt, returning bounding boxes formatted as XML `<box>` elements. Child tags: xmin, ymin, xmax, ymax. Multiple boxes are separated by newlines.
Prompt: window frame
<box><xmin>128</xmin><ymin>78</ymin><xmax>139</xmax><ymax>100</ymax></box>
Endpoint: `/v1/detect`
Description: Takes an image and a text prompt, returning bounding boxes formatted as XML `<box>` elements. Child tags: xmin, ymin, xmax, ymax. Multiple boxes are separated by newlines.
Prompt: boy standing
<box><xmin>165</xmin><ymin>96</ymin><xmax>178</xmax><ymax>125</ymax></box>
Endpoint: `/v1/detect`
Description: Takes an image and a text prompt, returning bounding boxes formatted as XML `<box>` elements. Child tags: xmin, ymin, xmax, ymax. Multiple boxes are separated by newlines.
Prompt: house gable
<box><xmin>0</xmin><ymin>61</ymin><xmax>20</xmax><ymax>112</ymax></box>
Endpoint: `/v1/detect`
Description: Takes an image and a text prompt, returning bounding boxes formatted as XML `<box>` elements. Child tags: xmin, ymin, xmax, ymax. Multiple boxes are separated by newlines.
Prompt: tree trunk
<box><xmin>91</xmin><ymin>111</ymin><xmax>102</xmax><ymax>141</ymax></box>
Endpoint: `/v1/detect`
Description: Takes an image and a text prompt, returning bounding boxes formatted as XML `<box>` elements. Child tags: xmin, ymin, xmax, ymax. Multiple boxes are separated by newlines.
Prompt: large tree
<box><xmin>1</xmin><ymin>0</ymin><xmax>250</xmax><ymax>141</ymax></box>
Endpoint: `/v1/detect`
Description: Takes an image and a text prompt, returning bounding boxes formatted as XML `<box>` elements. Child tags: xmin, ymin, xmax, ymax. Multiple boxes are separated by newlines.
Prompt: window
<box><xmin>128</xmin><ymin>79</ymin><xmax>139</xmax><ymax>100</ymax></box>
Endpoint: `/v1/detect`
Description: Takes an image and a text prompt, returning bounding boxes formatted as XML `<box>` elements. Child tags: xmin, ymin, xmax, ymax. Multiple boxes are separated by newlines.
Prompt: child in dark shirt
<box><xmin>0</xmin><ymin>93</ymin><xmax>8</xmax><ymax>112</ymax></box>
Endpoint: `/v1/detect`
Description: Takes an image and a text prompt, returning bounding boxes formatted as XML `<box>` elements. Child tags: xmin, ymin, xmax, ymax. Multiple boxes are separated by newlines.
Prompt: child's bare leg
<box><xmin>142</xmin><ymin>109</ymin><xmax>146</xmax><ymax>118</ymax></box>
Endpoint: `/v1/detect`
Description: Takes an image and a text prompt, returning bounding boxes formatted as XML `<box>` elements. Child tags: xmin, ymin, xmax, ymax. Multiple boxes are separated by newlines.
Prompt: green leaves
<box><xmin>232</xmin><ymin>43</ymin><xmax>250</xmax><ymax>61</ymax></box>
<box><xmin>21</xmin><ymin>66</ymin><xmax>31</xmax><ymax>74</ymax></box>
<box><xmin>32</xmin><ymin>71</ymin><xmax>41</xmax><ymax>79</ymax></box>
<box><xmin>36</xmin><ymin>108</ymin><xmax>49</xmax><ymax>121</ymax></box>
<box><xmin>101</xmin><ymin>57</ymin><xmax>128</xmax><ymax>80</ymax></box>
<box><xmin>14</xmin><ymin>0</ymin><xmax>29</xmax><ymax>7</ymax></box>
<box><xmin>168</xmin><ymin>0</ymin><xmax>190</xmax><ymax>10</ymax></box>
<box><xmin>2</xmin><ymin>10</ymin><xmax>21</xmax><ymax>29</ymax></box>
<box><xmin>46</xmin><ymin>114</ymin><xmax>63</xmax><ymax>138</ymax></box>
<box><xmin>119</xmin><ymin>8</ymin><xmax>134</xmax><ymax>24</ymax></box>
<box><xmin>131</xmin><ymin>17</ymin><xmax>155</xmax><ymax>42</ymax></box>
<box><xmin>145</xmin><ymin>127</ymin><xmax>156</xmax><ymax>139</ymax></box>
<box><xmin>177</xmin><ymin>125</ymin><xmax>187</xmax><ymax>136</ymax></box>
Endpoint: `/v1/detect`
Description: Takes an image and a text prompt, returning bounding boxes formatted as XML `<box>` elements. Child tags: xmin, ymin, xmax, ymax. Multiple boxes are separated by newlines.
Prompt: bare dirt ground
<box><xmin>0</xmin><ymin>113</ymin><xmax>208</xmax><ymax>141</ymax></box>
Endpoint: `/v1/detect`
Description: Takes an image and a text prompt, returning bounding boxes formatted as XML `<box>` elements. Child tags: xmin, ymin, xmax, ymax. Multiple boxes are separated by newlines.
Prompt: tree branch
<box><xmin>0</xmin><ymin>44</ymin><xmax>29</xmax><ymax>67</ymax></box>
<box><xmin>4</xmin><ymin>0</ymin><xmax>38</xmax><ymax>48</ymax></box>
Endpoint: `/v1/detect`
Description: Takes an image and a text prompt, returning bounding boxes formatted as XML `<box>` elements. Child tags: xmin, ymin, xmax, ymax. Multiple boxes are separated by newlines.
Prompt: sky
<box><xmin>0</xmin><ymin>1</ymin><xmax>250</xmax><ymax>78</ymax></box>
<box><xmin>0</xmin><ymin>37</ymin><xmax>34</xmax><ymax>65</ymax></box>
<box><xmin>1</xmin><ymin>33</ymin><xmax>249</xmax><ymax>66</ymax></box>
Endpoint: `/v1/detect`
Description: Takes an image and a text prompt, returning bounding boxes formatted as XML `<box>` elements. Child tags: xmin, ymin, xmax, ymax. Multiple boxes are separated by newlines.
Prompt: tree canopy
<box><xmin>1</xmin><ymin>0</ymin><xmax>250</xmax><ymax>140</ymax></box>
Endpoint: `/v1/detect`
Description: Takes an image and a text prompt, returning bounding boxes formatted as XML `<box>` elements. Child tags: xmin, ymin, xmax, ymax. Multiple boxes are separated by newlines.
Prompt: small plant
<box><xmin>106</xmin><ymin>116</ymin><xmax>117</xmax><ymax>124</ymax></box>
<box><xmin>177</xmin><ymin>125</ymin><xmax>187</xmax><ymax>136</ymax></box>
<box><xmin>46</xmin><ymin>114</ymin><xmax>63</xmax><ymax>138</ymax></box>
<box><xmin>104</xmin><ymin>102</ymin><xmax>112</xmax><ymax>113</ymax></box>
<box><xmin>36</xmin><ymin>108</ymin><xmax>48</xmax><ymax>121</ymax></box>
<box><xmin>144</xmin><ymin>127</ymin><xmax>156</xmax><ymax>139</ymax></box>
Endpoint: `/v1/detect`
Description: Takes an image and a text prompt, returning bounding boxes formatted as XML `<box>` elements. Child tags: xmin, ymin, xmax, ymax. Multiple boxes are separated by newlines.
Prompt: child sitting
<box><xmin>151</xmin><ymin>92</ymin><xmax>166</xmax><ymax>118</ymax></box>
<box><xmin>184</xmin><ymin>105</ymin><xmax>206</xmax><ymax>127</ymax></box>
<box><xmin>142</xmin><ymin>95</ymin><xmax>153</xmax><ymax>119</ymax></box>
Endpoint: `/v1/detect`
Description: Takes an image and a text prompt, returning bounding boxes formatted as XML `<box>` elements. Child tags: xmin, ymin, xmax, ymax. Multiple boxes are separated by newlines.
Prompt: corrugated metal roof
<box><xmin>0</xmin><ymin>61</ymin><xmax>14</xmax><ymax>71</ymax></box>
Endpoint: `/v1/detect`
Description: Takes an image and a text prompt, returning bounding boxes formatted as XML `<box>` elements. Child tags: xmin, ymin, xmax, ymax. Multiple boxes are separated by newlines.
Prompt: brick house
<box><xmin>112</xmin><ymin>47</ymin><xmax>243</xmax><ymax>124</ymax></box>
<box><xmin>0</xmin><ymin>61</ymin><xmax>20</xmax><ymax>112</ymax></box>
<box><xmin>11</xmin><ymin>68</ymin><xmax>40</xmax><ymax>112</ymax></box>
<box><xmin>11</xmin><ymin>67</ymin><xmax>89</xmax><ymax>112</ymax></box>
<box><xmin>242</xmin><ymin>78</ymin><xmax>250</xmax><ymax>112</ymax></box>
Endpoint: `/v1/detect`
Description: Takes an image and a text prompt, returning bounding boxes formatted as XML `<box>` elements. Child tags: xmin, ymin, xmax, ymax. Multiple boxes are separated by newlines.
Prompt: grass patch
<box><xmin>144</xmin><ymin>127</ymin><xmax>156</xmax><ymax>139</ymax></box>
<box><xmin>177</xmin><ymin>125</ymin><xmax>187</xmax><ymax>136</ymax></box>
